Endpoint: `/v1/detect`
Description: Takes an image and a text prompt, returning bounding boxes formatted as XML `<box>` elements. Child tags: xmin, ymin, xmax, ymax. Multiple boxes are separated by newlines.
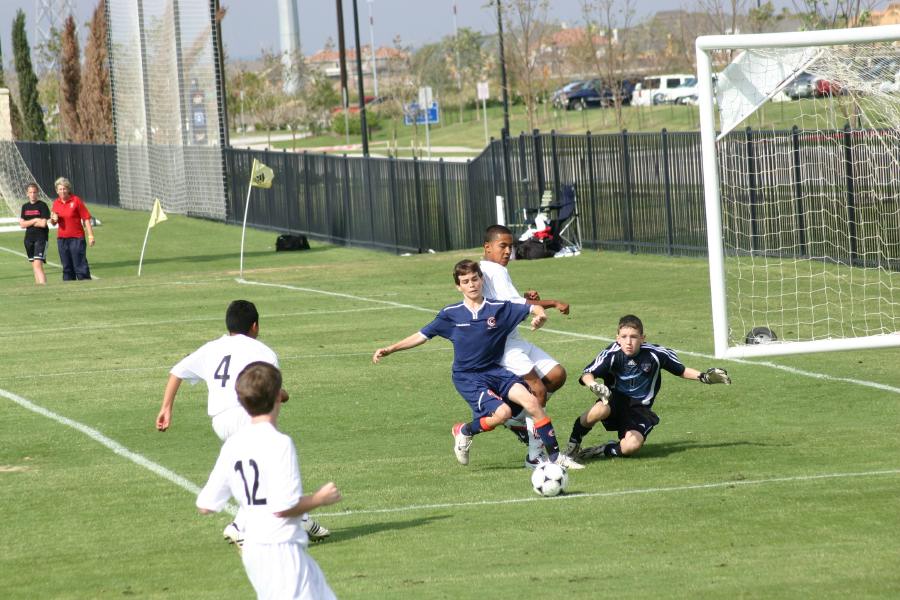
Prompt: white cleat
<box><xmin>555</xmin><ymin>453</ymin><xmax>586</xmax><ymax>470</ymax></box>
<box><xmin>451</xmin><ymin>423</ymin><xmax>473</xmax><ymax>465</ymax></box>
<box><xmin>304</xmin><ymin>518</ymin><xmax>331</xmax><ymax>542</ymax></box>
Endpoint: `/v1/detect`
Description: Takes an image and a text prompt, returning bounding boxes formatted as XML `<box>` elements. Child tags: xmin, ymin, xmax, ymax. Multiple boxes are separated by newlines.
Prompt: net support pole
<box><xmin>696</xmin><ymin>44</ymin><xmax>730</xmax><ymax>359</ymax></box>
<box><xmin>239</xmin><ymin>183</ymin><xmax>253</xmax><ymax>280</ymax></box>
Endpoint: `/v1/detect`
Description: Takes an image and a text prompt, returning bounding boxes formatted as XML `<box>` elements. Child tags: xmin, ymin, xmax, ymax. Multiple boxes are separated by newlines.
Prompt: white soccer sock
<box><xmin>526</xmin><ymin>416</ymin><xmax>545</xmax><ymax>461</ymax></box>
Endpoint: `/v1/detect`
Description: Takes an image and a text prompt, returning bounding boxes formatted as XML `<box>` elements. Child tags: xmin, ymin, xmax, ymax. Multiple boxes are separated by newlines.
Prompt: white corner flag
<box><xmin>138</xmin><ymin>199</ymin><xmax>168</xmax><ymax>276</ymax></box>
<box><xmin>240</xmin><ymin>159</ymin><xmax>276</xmax><ymax>279</ymax></box>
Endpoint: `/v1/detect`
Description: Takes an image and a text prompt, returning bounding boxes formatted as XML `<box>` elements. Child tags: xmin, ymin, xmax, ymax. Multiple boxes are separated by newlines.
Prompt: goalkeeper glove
<box><xmin>588</xmin><ymin>380</ymin><xmax>611</xmax><ymax>403</ymax></box>
<box><xmin>699</xmin><ymin>367</ymin><xmax>731</xmax><ymax>385</ymax></box>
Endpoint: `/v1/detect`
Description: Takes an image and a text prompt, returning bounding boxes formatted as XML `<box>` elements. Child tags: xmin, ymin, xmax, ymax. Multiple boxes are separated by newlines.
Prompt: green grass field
<box><xmin>2</xmin><ymin>205</ymin><xmax>899</xmax><ymax>599</ymax></box>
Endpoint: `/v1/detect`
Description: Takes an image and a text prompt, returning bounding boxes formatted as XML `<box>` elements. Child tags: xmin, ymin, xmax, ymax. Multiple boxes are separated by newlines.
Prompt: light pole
<box><xmin>366</xmin><ymin>0</ymin><xmax>379</xmax><ymax>97</ymax></box>
<box><xmin>452</xmin><ymin>3</ymin><xmax>462</xmax><ymax>123</ymax></box>
<box><xmin>351</xmin><ymin>0</ymin><xmax>370</xmax><ymax>155</ymax></box>
<box><xmin>496</xmin><ymin>0</ymin><xmax>510</xmax><ymax>136</ymax></box>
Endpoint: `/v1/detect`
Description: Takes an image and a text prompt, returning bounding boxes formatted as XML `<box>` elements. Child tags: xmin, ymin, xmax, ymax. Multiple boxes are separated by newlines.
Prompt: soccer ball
<box><xmin>531</xmin><ymin>462</ymin><xmax>569</xmax><ymax>497</ymax></box>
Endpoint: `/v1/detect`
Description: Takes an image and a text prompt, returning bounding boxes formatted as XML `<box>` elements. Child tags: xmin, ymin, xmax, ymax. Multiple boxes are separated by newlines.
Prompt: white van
<box><xmin>631</xmin><ymin>73</ymin><xmax>694</xmax><ymax>106</ymax></box>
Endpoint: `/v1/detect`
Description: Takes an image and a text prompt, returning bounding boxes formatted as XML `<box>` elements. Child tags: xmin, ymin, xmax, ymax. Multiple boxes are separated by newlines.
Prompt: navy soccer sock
<box><xmin>533</xmin><ymin>417</ymin><xmax>560</xmax><ymax>461</ymax></box>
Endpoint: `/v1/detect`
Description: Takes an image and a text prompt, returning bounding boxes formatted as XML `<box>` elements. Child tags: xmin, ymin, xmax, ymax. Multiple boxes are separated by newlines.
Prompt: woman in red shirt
<box><xmin>49</xmin><ymin>177</ymin><xmax>95</xmax><ymax>280</ymax></box>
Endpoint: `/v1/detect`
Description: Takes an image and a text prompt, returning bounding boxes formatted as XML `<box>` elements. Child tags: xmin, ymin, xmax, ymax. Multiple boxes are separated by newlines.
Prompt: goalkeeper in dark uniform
<box><xmin>565</xmin><ymin>314</ymin><xmax>731</xmax><ymax>460</ymax></box>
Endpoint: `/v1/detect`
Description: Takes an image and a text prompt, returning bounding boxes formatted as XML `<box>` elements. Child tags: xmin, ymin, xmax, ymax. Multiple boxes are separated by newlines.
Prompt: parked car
<box><xmin>784</xmin><ymin>72</ymin><xmax>818</xmax><ymax>99</ymax></box>
<box><xmin>562</xmin><ymin>79</ymin><xmax>634</xmax><ymax>110</ymax></box>
<box><xmin>561</xmin><ymin>79</ymin><xmax>602</xmax><ymax>110</ymax></box>
<box><xmin>551</xmin><ymin>80</ymin><xmax>586</xmax><ymax>109</ymax></box>
<box><xmin>632</xmin><ymin>73</ymin><xmax>694</xmax><ymax>106</ymax></box>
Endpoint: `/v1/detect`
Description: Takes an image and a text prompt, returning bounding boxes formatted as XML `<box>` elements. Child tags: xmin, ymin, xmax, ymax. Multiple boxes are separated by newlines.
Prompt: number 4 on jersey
<box><xmin>214</xmin><ymin>355</ymin><xmax>232</xmax><ymax>388</ymax></box>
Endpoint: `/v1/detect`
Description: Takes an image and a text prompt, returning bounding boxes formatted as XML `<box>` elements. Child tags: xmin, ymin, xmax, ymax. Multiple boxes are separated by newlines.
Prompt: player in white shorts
<box><xmin>156</xmin><ymin>300</ymin><xmax>330</xmax><ymax>542</ymax></box>
<box><xmin>197</xmin><ymin>362</ymin><xmax>342</xmax><ymax>600</ymax></box>
<box><xmin>480</xmin><ymin>225</ymin><xmax>582</xmax><ymax>469</ymax></box>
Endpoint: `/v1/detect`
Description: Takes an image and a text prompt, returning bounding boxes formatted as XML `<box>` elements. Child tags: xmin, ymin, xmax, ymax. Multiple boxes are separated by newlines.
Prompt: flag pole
<box><xmin>239</xmin><ymin>182</ymin><xmax>253</xmax><ymax>280</ymax></box>
<box><xmin>137</xmin><ymin>222</ymin><xmax>152</xmax><ymax>276</ymax></box>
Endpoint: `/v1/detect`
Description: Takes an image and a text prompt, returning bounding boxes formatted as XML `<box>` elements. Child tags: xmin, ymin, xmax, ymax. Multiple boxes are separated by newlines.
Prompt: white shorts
<box><xmin>242</xmin><ymin>541</ymin><xmax>336</xmax><ymax>600</ymax></box>
<box><xmin>501</xmin><ymin>337</ymin><xmax>559</xmax><ymax>378</ymax></box>
<box><xmin>211</xmin><ymin>406</ymin><xmax>251</xmax><ymax>441</ymax></box>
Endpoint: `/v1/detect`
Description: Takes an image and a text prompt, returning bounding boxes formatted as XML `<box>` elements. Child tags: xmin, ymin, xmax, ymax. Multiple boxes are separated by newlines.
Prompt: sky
<box><xmin>0</xmin><ymin>0</ymin><xmax>817</xmax><ymax>67</ymax></box>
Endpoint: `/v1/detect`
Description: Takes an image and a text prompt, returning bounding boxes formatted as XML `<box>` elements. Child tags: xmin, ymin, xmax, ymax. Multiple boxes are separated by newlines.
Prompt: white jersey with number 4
<box><xmin>170</xmin><ymin>334</ymin><xmax>279</xmax><ymax>417</ymax></box>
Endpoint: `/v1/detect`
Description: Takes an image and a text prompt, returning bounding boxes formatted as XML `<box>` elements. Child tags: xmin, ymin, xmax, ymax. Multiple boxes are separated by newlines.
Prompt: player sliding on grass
<box><xmin>481</xmin><ymin>224</ymin><xmax>572</xmax><ymax>469</ymax></box>
<box><xmin>372</xmin><ymin>259</ymin><xmax>583</xmax><ymax>470</ymax></box>
<box><xmin>565</xmin><ymin>314</ymin><xmax>731</xmax><ymax>460</ymax></box>
<box><xmin>156</xmin><ymin>300</ymin><xmax>330</xmax><ymax>544</ymax></box>
<box><xmin>197</xmin><ymin>362</ymin><xmax>341</xmax><ymax>600</ymax></box>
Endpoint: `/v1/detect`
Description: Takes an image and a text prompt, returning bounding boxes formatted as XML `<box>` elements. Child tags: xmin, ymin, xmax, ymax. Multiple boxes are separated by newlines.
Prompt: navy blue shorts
<box><xmin>452</xmin><ymin>367</ymin><xmax>526</xmax><ymax>419</ymax></box>
<box><xmin>600</xmin><ymin>391</ymin><xmax>660</xmax><ymax>440</ymax></box>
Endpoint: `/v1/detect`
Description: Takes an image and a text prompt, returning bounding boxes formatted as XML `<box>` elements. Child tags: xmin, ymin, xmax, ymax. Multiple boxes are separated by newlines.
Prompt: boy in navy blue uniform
<box><xmin>19</xmin><ymin>183</ymin><xmax>50</xmax><ymax>284</ymax></box>
<box><xmin>373</xmin><ymin>259</ymin><xmax>581</xmax><ymax>469</ymax></box>
<box><xmin>565</xmin><ymin>314</ymin><xmax>731</xmax><ymax>460</ymax></box>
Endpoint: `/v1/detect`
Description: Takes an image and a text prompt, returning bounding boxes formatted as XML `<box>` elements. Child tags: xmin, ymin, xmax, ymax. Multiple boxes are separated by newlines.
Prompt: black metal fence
<box><xmin>18</xmin><ymin>126</ymin><xmax>892</xmax><ymax>262</ymax></box>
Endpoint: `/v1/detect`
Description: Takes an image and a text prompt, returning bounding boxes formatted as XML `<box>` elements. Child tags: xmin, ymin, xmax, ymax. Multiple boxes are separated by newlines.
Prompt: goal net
<box><xmin>0</xmin><ymin>141</ymin><xmax>51</xmax><ymax>229</ymax></box>
<box><xmin>697</xmin><ymin>25</ymin><xmax>900</xmax><ymax>358</ymax></box>
<box><xmin>107</xmin><ymin>0</ymin><xmax>226</xmax><ymax>221</ymax></box>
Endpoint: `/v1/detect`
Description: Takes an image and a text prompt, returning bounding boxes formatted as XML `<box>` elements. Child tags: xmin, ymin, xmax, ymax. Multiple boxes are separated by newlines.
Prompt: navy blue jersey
<box><xmin>583</xmin><ymin>342</ymin><xmax>686</xmax><ymax>408</ymax></box>
<box><xmin>420</xmin><ymin>299</ymin><xmax>531</xmax><ymax>373</ymax></box>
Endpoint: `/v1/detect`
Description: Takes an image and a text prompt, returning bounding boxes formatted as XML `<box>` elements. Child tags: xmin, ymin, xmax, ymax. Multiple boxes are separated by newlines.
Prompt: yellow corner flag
<box><xmin>250</xmin><ymin>158</ymin><xmax>275</xmax><ymax>189</ymax></box>
<box><xmin>148</xmin><ymin>198</ymin><xmax>168</xmax><ymax>228</ymax></box>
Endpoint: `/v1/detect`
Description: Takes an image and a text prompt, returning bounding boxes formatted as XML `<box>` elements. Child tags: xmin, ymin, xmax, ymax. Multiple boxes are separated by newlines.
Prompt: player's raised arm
<box><xmin>273</xmin><ymin>482</ymin><xmax>342</xmax><ymax>518</ymax></box>
<box><xmin>683</xmin><ymin>367</ymin><xmax>732</xmax><ymax>384</ymax></box>
<box><xmin>372</xmin><ymin>332</ymin><xmax>429</xmax><ymax>363</ymax></box>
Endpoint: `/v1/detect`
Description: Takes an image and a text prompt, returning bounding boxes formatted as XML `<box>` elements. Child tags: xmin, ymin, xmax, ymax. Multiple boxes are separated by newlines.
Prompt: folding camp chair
<box><xmin>521</xmin><ymin>184</ymin><xmax>583</xmax><ymax>256</ymax></box>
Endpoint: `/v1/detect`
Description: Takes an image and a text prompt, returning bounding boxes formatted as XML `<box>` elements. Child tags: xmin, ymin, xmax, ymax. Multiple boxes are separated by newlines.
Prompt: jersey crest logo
<box><xmin>486</xmin><ymin>316</ymin><xmax>497</xmax><ymax>328</ymax></box>
<box><xmin>641</xmin><ymin>362</ymin><xmax>652</xmax><ymax>373</ymax></box>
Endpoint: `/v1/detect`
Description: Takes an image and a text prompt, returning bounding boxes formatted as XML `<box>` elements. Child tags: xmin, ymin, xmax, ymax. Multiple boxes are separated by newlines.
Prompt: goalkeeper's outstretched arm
<box><xmin>683</xmin><ymin>367</ymin><xmax>732</xmax><ymax>384</ymax></box>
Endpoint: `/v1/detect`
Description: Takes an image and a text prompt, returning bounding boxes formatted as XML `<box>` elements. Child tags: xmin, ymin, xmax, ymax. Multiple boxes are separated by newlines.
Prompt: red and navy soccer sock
<box><xmin>533</xmin><ymin>417</ymin><xmax>560</xmax><ymax>461</ymax></box>
<box><xmin>460</xmin><ymin>417</ymin><xmax>497</xmax><ymax>436</ymax></box>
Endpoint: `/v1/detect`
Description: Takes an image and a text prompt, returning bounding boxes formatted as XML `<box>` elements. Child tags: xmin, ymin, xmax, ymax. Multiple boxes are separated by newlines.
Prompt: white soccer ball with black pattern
<box><xmin>531</xmin><ymin>462</ymin><xmax>569</xmax><ymax>497</ymax></box>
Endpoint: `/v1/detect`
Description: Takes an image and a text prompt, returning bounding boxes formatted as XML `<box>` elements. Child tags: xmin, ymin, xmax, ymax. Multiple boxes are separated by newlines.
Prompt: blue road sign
<box><xmin>404</xmin><ymin>102</ymin><xmax>440</xmax><ymax>125</ymax></box>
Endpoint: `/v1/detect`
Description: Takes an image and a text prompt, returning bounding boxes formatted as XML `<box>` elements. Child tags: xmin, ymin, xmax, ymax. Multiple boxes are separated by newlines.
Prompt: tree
<box><xmin>12</xmin><ymin>9</ymin><xmax>47</xmax><ymax>141</ymax></box>
<box><xmin>59</xmin><ymin>15</ymin><xmax>82</xmax><ymax>141</ymax></box>
<box><xmin>79</xmin><ymin>0</ymin><xmax>113</xmax><ymax>144</ymax></box>
<box><xmin>504</xmin><ymin>0</ymin><xmax>551</xmax><ymax>132</ymax></box>
<box><xmin>0</xmin><ymin>34</ymin><xmax>24</xmax><ymax>139</ymax></box>
<box><xmin>580</xmin><ymin>0</ymin><xmax>637</xmax><ymax>129</ymax></box>
<box><xmin>793</xmin><ymin>0</ymin><xmax>877</xmax><ymax>29</ymax></box>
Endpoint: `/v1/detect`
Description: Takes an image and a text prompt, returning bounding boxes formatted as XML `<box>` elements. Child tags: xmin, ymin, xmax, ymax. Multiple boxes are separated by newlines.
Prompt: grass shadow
<box><xmin>321</xmin><ymin>514</ymin><xmax>452</xmax><ymax>544</ymax></box>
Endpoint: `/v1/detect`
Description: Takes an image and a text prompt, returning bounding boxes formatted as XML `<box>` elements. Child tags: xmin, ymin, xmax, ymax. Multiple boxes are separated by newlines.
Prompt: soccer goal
<box><xmin>697</xmin><ymin>25</ymin><xmax>900</xmax><ymax>358</ymax></box>
<box><xmin>0</xmin><ymin>140</ymin><xmax>51</xmax><ymax>230</ymax></box>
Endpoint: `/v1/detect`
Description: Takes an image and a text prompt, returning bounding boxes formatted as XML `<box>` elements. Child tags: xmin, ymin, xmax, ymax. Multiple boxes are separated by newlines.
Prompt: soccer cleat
<box><xmin>564</xmin><ymin>441</ymin><xmax>582</xmax><ymax>460</ymax></box>
<box><xmin>304</xmin><ymin>518</ymin><xmax>331</xmax><ymax>542</ymax></box>
<box><xmin>525</xmin><ymin>455</ymin><xmax>541</xmax><ymax>470</ymax></box>
<box><xmin>578</xmin><ymin>444</ymin><xmax>608</xmax><ymax>459</ymax></box>
<box><xmin>555</xmin><ymin>453</ymin><xmax>585</xmax><ymax>470</ymax></box>
<box><xmin>223</xmin><ymin>521</ymin><xmax>244</xmax><ymax>550</ymax></box>
<box><xmin>451</xmin><ymin>422</ymin><xmax>473</xmax><ymax>465</ymax></box>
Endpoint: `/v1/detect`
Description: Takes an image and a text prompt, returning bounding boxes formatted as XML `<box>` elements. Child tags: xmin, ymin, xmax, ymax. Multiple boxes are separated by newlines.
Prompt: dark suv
<box><xmin>562</xmin><ymin>79</ymin><xmax>633</xmax><ymax>110</ymax></box>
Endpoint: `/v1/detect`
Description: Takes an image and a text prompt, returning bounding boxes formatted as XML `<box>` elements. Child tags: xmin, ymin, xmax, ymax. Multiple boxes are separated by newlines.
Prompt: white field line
<box><xmin>0</xmin><ymin>244</ymin><xmax>100</xmax><ymax>279</ymax></box>
<box><xmin>0</xmin><ymin>387</ymin><xmax>224</xmax><ymax>507</ymax></box>
<box><xmin>315</xmin><ymin>468</ymin><xmax>900</xmax><ymax>519</ymax></box>
<box><xmin>0</xmin><ymin>244</ymin><xmax>63</xmax><ymax>270</ymax></box>
<box><xmin>2</xmin><ymin>382</ymin><xmax>896</xmax><ymax>519</ymax></box>
<box><xmin>237</xmin><ymin>278</ymin><xmax>900</xmax><ymax>396</ymax></box>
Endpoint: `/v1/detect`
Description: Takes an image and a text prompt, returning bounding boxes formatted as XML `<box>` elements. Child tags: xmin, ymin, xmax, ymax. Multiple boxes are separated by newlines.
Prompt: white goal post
<box><xmin>697</xmin><ymin>25</ymin><xmax>900</xmax><ymax>358</ymax></box>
